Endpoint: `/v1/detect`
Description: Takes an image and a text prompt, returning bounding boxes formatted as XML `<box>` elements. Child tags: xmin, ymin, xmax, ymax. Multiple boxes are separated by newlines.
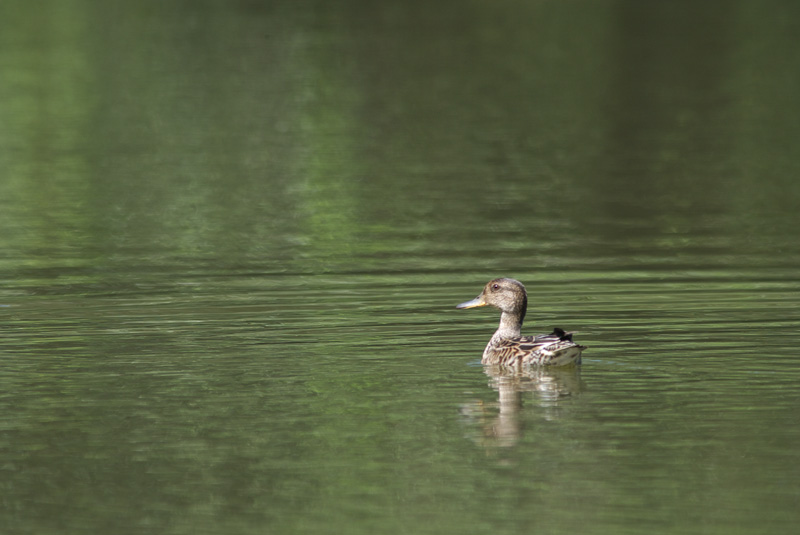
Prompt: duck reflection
<box><xmin>460</xmin><ymin>366</ymin><xmax>584</xmax><ymax>449</ymax></box>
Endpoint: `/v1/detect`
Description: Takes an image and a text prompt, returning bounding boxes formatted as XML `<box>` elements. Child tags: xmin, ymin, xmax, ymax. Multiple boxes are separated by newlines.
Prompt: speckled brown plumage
<box><xmin>456</xmin><ymin>278</ymin><xmax>585</xmax><ymax>366</ymax></box>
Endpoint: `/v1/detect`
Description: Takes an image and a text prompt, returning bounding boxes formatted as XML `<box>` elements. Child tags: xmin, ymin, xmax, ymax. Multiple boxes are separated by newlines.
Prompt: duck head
<box><xmin>456</xmin><ymin>278</ymin><xmax>528</xmax><ymax>324</ymax></box>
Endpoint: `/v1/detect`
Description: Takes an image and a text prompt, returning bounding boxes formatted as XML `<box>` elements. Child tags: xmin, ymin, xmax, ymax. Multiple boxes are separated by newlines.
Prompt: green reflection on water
<box><xmin>1</xmin><ymin>1</ymin><xmax>800</xmax><ymax>535</ymax></box>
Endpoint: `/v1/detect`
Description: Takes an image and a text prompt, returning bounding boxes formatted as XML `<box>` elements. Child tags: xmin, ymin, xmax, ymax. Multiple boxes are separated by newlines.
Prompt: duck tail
<box><xmin>550</xmin><ymin>327</ymin><xmax>587</xmax><ymax>349</ymax></box>
<box><xmin>549</xmin><ymin>327</ymin><xmax>569</xmax><ymax>340</ymax></box>
<box><xmin>550</xmin><ymin>327</ymin><xmax>583</xmax><ymax>343</ymax></box>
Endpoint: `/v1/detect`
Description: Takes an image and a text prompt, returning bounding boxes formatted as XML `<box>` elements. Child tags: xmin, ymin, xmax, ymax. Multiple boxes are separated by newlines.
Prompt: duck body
<box><xmin>457</xmin><ymin>278</ymin><xmax>585</xmax><ymax>367</ymax></box>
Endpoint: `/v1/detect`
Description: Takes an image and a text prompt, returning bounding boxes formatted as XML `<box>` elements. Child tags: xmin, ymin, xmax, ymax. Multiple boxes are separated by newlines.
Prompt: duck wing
<box><xmin>488</xmin><ymin>328</ymin><xmax>585</xmax><ymax>366</ymax></box>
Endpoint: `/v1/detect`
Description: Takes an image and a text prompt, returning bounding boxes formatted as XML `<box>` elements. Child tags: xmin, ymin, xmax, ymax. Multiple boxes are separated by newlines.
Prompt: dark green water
<box><xmin>2</xmin><ymin>1</ymin><xmax>800</xmax><ymax>534</ymax></box>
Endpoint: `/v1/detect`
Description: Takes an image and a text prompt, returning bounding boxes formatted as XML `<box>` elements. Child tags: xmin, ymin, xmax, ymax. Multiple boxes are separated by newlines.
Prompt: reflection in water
<box><xmin>460</xmin><ymin>366</ymin><xmax>584</xmax><ymax>449</ymax></box>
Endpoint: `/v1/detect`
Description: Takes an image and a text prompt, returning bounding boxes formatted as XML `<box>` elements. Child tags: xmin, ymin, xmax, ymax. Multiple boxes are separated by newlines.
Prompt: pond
<box><xmin>1</xmin><ymin>1</ymin><xmax>799</xmax><ymax>534</ymax></box>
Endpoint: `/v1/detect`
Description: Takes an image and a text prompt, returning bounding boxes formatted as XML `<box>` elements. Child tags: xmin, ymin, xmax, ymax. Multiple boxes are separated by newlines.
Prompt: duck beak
<box><xmin>456</xmin><ymin>295</ymin><xmax>486</xmax><ymax>309</ymax></box>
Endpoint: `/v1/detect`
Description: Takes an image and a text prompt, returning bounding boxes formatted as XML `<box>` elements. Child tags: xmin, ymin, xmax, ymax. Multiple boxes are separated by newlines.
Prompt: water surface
<box><xmin>1</xmin><ymin>1</ymin><xmax>800</xmax><ymax>534</ymax></box>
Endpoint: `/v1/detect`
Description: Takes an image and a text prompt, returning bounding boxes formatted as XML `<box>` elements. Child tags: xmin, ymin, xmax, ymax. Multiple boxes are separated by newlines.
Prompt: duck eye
<box><xmin>491</xmin><ymin>283</ymin><xmax>500</xmax><ymax>291</ymax></box>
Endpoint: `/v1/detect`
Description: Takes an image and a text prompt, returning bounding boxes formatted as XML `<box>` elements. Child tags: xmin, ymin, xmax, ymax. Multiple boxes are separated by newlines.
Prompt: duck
<box><xmin>456</xmin><ymin>278</ymin><xmax>585</xmax><ymax>366</ymax></box>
